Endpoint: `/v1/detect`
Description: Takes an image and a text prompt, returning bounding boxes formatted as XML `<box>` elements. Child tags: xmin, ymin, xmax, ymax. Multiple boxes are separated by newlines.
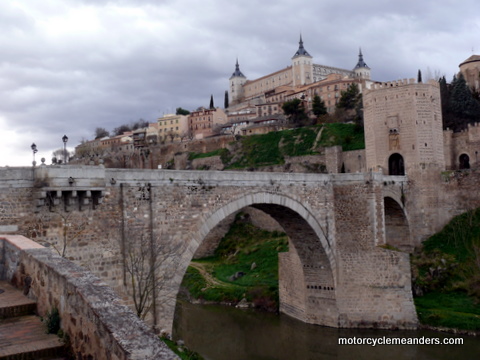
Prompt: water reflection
<box><xmin>173</xmin><ymin>301</ymin><xmax>480</xmax><ymax>360</ymax></box>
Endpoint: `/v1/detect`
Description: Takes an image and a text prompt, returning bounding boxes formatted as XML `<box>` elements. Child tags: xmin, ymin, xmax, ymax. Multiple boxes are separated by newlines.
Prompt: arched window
<box><xmin>389</xmin><ymin>153</ymin><xmax>405</xmax><ymax>175</ymax></box>
<box><xmin>459</xmin><ymin>154</ymin><xmax>470</xmax><ymax>169</ymax></box>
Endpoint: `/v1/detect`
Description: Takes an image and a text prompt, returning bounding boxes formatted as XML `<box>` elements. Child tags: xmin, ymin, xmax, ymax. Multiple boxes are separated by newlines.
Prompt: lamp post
<box><xmin>31</xmin><ymin>143</ymin><xmax>38</xmax><ymax>166</ymax></box>
<box><xmin>62</xmin><ymin>135</ymin><xmax>68</xmax><ymax>164</ymax></box>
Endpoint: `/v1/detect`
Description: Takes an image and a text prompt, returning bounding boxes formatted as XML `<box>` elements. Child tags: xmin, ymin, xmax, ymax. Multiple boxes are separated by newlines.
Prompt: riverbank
<box><xmin>411</xmin><ymin>207</ymin><xmax>480</xmax><ymax>332</ymax></box>
<box><xmin>180</xmin><ymin>208</ymin><xmax>480</xmax><ymax>334</ymax></box>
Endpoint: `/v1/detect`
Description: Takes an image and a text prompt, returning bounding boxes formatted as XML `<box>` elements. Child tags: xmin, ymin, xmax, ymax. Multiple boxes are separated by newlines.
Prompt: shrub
<box><xmin>43</xmin><ymin>307</ymin><xmax>61</xmax><ymax>334</ymax></box>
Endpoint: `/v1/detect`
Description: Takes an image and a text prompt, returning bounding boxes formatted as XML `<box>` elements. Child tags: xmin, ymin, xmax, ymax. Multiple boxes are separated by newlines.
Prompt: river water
<box><xmin>173</xmin><ymin>301</ymin><xmax>480</xmax><ymax>360</ymax></box>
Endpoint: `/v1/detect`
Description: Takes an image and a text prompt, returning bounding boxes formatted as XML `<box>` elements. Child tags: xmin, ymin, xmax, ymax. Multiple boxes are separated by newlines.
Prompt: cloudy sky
<box><xmin>0</xmin><ymin>0</ymin><xmax>478</xmax><ymax>166</ymax></box>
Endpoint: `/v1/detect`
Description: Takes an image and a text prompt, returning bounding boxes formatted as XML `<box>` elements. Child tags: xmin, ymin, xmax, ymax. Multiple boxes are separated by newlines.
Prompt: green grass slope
<box><xmin>411</xmin><ymin>208</ymin><xmax>480</xmax><ymax>330</ymax></box>
<box><xmin>188</xmin><ymin>123</ymin><xmax>365</xmax><ymax>170</ymax></box>
<box><xmin>180</xmin><ymin>214</ymin><xmax>288</xmax><ymax>311</ymax></box>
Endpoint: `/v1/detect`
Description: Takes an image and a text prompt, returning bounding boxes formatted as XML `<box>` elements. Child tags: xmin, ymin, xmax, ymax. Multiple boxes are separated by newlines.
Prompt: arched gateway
<box><xmin>166</xmin><ymin>192</ymin><xmax>338</xmax><ymax>332</ymax></box>
<box><xmin>388</xmin><ymin>153</ymin><xmax>405</xmax><ymax>175</ymax></box>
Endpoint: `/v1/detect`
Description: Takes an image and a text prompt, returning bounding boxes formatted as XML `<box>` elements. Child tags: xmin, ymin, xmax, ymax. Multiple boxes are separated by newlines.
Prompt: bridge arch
<box><xmin>169</xmin><ymin>191</ymin><xmax>338</xmax><ymax>331</ymax></box>
<box><xmin>194</xmin><ymin>192</ymin><xmax>335</xmax><ymax>279</ymax></box>
<box><xmin>384</xmin><ymin>196</ymin><xmax>411</xmax><ymax>251</ymax></box>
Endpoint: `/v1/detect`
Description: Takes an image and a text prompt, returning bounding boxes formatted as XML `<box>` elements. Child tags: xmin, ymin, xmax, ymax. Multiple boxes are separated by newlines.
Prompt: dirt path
<box><xmin>189</xmin><ymin>262</ymin><xmax>227</xmax><ymax>288</ymax></box>
<box><xmin>312</xmin><ymin>126</ymin><xmax>324</xmax><ymax>150</ymax></box>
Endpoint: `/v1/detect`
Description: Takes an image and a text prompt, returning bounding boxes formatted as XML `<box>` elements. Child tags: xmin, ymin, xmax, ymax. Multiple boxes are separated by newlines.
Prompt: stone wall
<box><xmin>278</xmin><ymin>243</ymin><xmax>308</xmax><ymax>322</ymax></box>
<box><xmin>332</xmin><ymin>182</ymin><xmax>417</xmax><ymax>328</ymax></box>
<box><xmin>0</xmin><ymin>235</ymin><xmax>177</xmax><ymax>360</ymax></box>
<box><xmin>153</xmin><ymin>136</ymin><xmax>235</xmax><ymax>169</ymax></box>
<box><xmin>4</xmin><ymin>165</ymin><xmax>479</xmax><ymax>333</ymax></box>
<box><xmin>191</xmin><ymin>156</ymin><xmax>224</xmax><ymax>171</ymax></box>
<box><xmin>443</xmin><ymin>122</ymin><xmax>480</xmax><ymax>170</ymax></box>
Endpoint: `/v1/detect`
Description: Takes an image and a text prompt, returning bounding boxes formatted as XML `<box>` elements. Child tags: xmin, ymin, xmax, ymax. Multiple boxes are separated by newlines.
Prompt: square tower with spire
<box><xmin>291</xmin><ymin>35</ymin><xmax>314</xmax><ymax>87</ymax></box>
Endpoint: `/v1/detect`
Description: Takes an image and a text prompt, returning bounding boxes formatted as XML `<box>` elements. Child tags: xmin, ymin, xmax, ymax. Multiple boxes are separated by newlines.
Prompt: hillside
<box><xmin>187</xmin><ymin>123</ymin><xmax>364</xmax><ymax>171</ymax></box>
<box><xmin>179</xmin><ymin>213</ymin><xmax>289</xmax><ymax>311</ymax></box>
<box><xmin>411</xmin><ymin>207</ymin><xmax>480</xmax><ymax>331</ymax></box>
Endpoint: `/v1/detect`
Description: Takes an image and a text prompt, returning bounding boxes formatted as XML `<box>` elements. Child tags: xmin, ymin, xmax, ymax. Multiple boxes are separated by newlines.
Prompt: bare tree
<box><xmin>120</xmin><ymin>183</ymin><xmax>182</xmax><ymax>323</ymax></box>
<box><xmin>27</xmin><ymin>194</ymin><xmax>92</xmax><ymax>258</ymax></box>
<box><xmin>166</xmin><ymin>131</ymin><xmax>177</xmax><ymax>143</ymax></box>
<box><xmin>52</xmin><ymin>148</ymin><xmax>73</xmax><ymax>164</ymax></box>
<box><xmin>124</xmin><ymin>231</ymin><xmax>163</xmax><ymax>319</ymax></box>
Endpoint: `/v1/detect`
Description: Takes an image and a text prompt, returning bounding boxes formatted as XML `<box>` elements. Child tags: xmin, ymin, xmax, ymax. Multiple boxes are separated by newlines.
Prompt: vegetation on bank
<box><xmin>161</xmin><ymin>337</ymin><xmax>204</xmax><ymax>360</ymax></box>
<box><xmin>188</xmin><ymin>123</ymin><xmax>364</xmax><ymax>170</ymax></box>
<box><xmin>180</xmin><ymin>207</ymin><xmax>480</xmax><ymax>332</ymax></box>
<box><xmin>411</xmin><ymin>207</ymin><xmax>480</xmax><ymax>331</ymax></box>
<box><xmin>179</xmin><ymin>214</ymin><xmax>288</xmax><ymax>311</ymax></box>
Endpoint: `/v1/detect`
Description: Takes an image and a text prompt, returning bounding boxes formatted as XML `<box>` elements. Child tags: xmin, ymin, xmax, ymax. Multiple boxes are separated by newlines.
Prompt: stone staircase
<box><xmin>0</xmin><ymin>281</ymin><xmax>66</xmax><ymax>360</ymax></box>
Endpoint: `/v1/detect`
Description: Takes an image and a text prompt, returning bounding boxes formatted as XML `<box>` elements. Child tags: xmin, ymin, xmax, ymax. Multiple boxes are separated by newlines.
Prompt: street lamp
<box><xmin>62</xmin><ymin>135</ymin><xmax>68</xmax><ymax>164</ymax></box>
<box><xmin>31</xmin><ymin>143</ymin><xmax>38</xmax><ymax>166</ymax></box>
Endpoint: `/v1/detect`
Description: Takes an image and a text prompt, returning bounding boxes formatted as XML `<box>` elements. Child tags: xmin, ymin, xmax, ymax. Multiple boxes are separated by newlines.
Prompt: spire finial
<box><xmin>292</xmin><ymin>34</ymin><xmax>311</xmax><ymax>58</ymax></box>
<box><xmin>230</xmin><ymin>58</ymin><xmax>246</xmax><ymax>78</ymax></box>
<box><xmin>354</xmin><ymin>47</ymin><xmax>370</xmax><ymax>73</ymax></box>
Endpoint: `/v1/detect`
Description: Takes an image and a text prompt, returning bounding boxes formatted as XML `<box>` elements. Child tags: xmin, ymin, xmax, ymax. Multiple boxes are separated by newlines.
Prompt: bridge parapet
<box><xmin>105</xmin><ymin>168</ymin><xmax>408</xmax><ymax>187</ymax></box>
<box><xmin>0</xmin><ymin>235</ymin><xmax>177</xmax><ymax>359</ymax></box>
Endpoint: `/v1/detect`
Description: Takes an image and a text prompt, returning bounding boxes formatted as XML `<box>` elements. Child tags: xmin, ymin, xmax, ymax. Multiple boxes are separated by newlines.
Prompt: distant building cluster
<box><xmin>76</xmin><ymin>36</ymin><xmax>376</xmax><ymax>158</ymax></box>
<box><xmin>74</xmin><ymin>36</ymin><xmax>480</xmax><ymax>172</ymax></box>
<box><xmin>228</xmin><ymin>35</ymin><xmax>374</xmax><ymax>114</ymax></box>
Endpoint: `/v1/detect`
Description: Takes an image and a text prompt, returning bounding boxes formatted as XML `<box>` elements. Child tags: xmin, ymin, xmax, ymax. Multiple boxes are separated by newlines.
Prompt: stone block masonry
<box><xmin>0</xmin><ymin>234</ymin><xmax>178</xmax><ymax>360</ymax></box>
<box><xmin>3</xmin><ymin>164</ymin><xmax>478</xmax><ymax>334</ymax></box>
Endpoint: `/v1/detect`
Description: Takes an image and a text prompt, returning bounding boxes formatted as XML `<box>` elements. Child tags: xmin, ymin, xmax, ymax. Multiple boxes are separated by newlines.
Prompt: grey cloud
<box><xmin>0</xmin><ymin>0</ymin><xmax>478</xmax><ymax>165</ymax></box>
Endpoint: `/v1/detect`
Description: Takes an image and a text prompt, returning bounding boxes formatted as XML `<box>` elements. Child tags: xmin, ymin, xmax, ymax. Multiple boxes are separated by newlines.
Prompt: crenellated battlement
<box><xmin>366</xmin><ymin>78</ymin><xmax>439</xmax><ymax>94</ymax></box>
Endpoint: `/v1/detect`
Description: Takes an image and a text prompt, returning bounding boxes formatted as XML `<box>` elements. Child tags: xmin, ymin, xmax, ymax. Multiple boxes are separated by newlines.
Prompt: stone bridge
<box><xmin>0</xmin><ymin>166</ymin><xmax>418</xmax><ymax>334</ymax></box>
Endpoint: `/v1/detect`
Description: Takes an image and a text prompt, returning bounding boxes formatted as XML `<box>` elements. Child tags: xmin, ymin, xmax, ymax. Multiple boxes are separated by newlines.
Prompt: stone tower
<box><xmin>459</xmin><ymin>54</ymin><xmax>480</xmax><ymax>91</ymax></box>
<box><xmin>229</xmin><ymin>59</ymin><xmax>247</xmax><ymax>105</ymax></box>
<box><xmin>353</xmin><ymin>48</ymin><xmax>371</xmax><ymax>80</ymax></box>
<box><xmin>363</xmin><ymin>79</ymin><xmax>446</xmax><ymax>243</ymax></box>
<box><xmin>363</xmin><ymin>79</ymin><xmax>445</xmax><ymax>175</ymax></box>
<box><xmin>291</xmin><ymin>35</ymin><xmax>313</xmax><ymax>87</ymax></box>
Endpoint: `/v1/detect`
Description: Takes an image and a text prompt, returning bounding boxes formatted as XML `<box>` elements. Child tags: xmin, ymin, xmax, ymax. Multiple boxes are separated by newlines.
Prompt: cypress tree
<box><xmin>450</xmin><ymin>73</ymin><xmax>480</xmax><ymax>119</ymax></box>
<box><xmin>417</xmin><ymin>69</ymin><xmax>422</xmax><ymax>83</ymax></box>
<box><xmin>312</xmin><ymin>95</ymin><xmax>327</xmax><ymax>117</ymax></box>
<box><xmin>209</xmin><ymin>95</ymin><xmax>214</xmax><ymax>109</ymax></box>
<box><xmin>337</xmin><ymin>83</ymin><xmax>360</xmax><ymax>110</ymax></box>
<box><xmin>224</xmin><ymin>90</ymin><xmax>229</xmax><ymax>109</ymax></box>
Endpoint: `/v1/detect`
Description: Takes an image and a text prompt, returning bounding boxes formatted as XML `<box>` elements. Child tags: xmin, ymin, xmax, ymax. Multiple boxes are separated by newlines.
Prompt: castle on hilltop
<box><xmin>228</xmin><ymin>35</ymin><xmax>375</xmax><ymax>114</ymax></box>
<box><xmin>74</xmin><ymin>39</ymin><xmax>480</xmax><ymax>174</ymax></box>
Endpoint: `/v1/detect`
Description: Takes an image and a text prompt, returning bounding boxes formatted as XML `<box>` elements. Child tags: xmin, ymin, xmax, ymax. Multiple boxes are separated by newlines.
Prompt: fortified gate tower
<box><xmin>363</xmin><ymin>79</ymin><xmax>445</xmax><ymax>176</ymax></box>
<box><xmin>363</xmin><ymin>78</ymin><xmax>446</xmax><ymax>243</ymax></box>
